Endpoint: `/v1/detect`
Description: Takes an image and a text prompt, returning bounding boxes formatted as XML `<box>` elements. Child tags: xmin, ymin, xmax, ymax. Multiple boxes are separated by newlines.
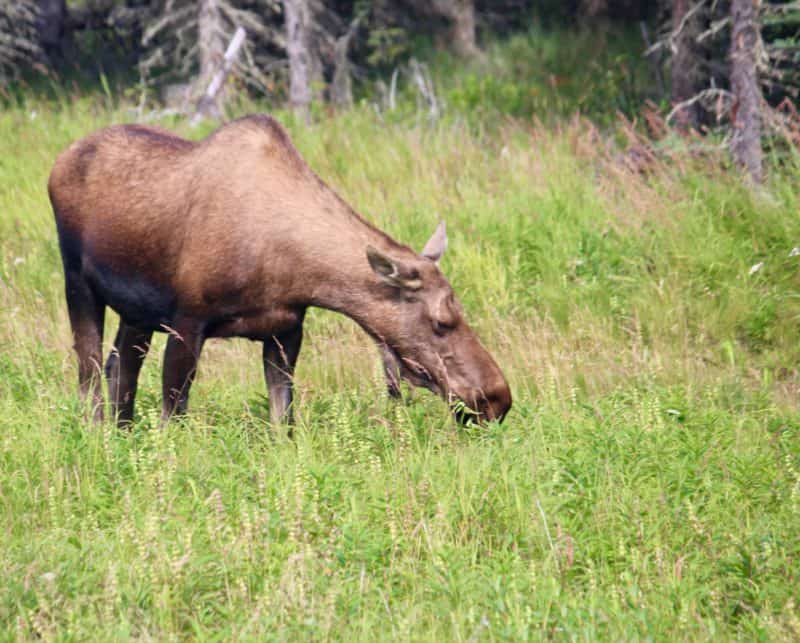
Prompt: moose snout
<box><xmin>479</xmin><ymin>382</ymin><xmax>512</xmax><ymax>423</ymax></box>
<box><xmin>454</xmin><ymin>381</ymin><xmax>512</xmax><ymax>425</ymax></box>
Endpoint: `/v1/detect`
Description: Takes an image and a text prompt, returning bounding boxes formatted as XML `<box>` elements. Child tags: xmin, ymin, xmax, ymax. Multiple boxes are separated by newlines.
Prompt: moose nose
<box><xmin>480</xmin><ymin>383</ymin><xmax>512</xmax><ymax>423</ymax></box>
<box><xmin>454</xmin><ymin>383</ymin><xmax>512</xmax><ymax>425</ymax></box>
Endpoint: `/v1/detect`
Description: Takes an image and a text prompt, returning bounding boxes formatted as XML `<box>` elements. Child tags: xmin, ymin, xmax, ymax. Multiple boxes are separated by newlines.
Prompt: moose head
<box><xmin>366</xmin><ymin>223</ymin><xmax>512</xmax><ymax>424</ymax></box>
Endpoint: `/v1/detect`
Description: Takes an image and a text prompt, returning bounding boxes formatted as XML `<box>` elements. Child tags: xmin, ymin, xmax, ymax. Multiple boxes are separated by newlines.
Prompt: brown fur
<box><xmin>49</xmin><ymin>114</ymin><xmax>511</xmax><ymax>426</ymax></box>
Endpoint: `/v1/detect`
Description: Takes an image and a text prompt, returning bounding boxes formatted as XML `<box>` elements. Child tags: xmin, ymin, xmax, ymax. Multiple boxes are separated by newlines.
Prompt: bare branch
<box><xmin>192</xmin><ymin>26</ymin><xmax>246</xmax><ymax>124</ymax></box>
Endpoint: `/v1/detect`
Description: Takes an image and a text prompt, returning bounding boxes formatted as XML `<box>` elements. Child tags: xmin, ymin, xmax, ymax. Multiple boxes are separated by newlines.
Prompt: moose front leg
<box><xmin>105</xmin><ymin>321</ymin><xmax>153</xmax><ymax>426</ymax></box>
<box><xmin>263</xmin><ymin>322</ymin><xmax>304</xmax><ymax>427</ymax></box>
<box><xmin>161</xmin><ymin>317</ymin><xmax>205</xmax><ymax>422</ymax></box>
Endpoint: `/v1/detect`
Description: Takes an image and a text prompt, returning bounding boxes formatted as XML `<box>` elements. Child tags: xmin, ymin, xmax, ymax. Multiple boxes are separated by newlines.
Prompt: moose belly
<box><xmin>84</xmin><ymin>258</ymin><xmax>176</xmax><ymax>331</ymax></box>
<box><xmin>83</xmin><ymin>251</ymin><xmax>301</xmax><ymax>339</ymax></box>
<box><xmin>206</xmin><ymin>306</ymin><xmax>303</xmax><ymax>340</ymax></box>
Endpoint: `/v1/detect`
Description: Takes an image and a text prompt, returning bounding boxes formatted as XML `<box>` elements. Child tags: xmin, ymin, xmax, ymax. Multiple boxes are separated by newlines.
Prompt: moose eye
<box><xmin>432</xmin><ymin>317</ymin><xmax>456</xmax><ymax>336</ymax></box>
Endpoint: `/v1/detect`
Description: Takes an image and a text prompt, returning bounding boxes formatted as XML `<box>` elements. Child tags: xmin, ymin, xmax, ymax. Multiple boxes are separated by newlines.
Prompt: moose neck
<box><xmin>303</xmin><ymin>212</ymin><xmax>413</xmax><ymax>343</ymax></box>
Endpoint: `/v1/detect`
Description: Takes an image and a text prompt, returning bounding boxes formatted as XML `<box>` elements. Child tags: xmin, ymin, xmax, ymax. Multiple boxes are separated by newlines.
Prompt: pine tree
<box><xmin>0</xmin><ymin>1</ymin><xmax>44</xmax><ymax>83</ymax></box>
<box><xmin>729</xmin><ymin>0</ymin><xmax>764</xmax><ymax>182</ymax></box>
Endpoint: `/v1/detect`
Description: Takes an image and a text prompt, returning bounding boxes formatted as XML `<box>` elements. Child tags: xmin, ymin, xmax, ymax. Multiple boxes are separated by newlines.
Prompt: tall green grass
<box><xmin>2</xmin><ymin>55</ymin><xmax>800</xmax><ymax>638</ymax></box>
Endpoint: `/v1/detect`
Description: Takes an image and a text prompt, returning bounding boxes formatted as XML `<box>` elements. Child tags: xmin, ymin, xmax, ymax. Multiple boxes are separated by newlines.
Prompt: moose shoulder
<box><xmin>48</xmin><ymin>115</ymin><xmax>511</xmax><ymax>427</ymax></box>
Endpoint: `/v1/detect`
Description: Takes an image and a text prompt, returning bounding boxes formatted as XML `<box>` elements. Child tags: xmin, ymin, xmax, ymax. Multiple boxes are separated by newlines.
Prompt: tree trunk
<box><xmin>36</xmin><ymin>0</ymin><xmax>66</xmax><ymax>52</ymax></box>
<box><xmin>446</xmin><ymin>0</ymin><xmax>479</xmax><ymax>58</ymax></box>
<box><xmin>414</xmin><ymin>0</ymin><xmax>480</xmax><ymax>58</ymax></box>
<box><xmin>729</xmin><ymin>0</ymin><xmax>763</xmax><ymax>183</ymax></box>
<box><xmin>330</xmin><ymin>14</ymin><xmax>363</xmax><ymax>109</ymax></box>
<box><xmin>670</xmin><ymin>0</ymin><xmax>704</xmax><ymax>129</ymax></box>
<box><xmin>194</xmin><ymin>27</ymin><xmax>246</xmax><ymax>124</ymax></box>
<box><xmin>196</xmin><ymin>0</ymin><xmax>224</xmax><ymax>96</ymax></box>
<box><xmin>580</xmin><ymin>0</ymin><xmax>608</xmax><ymax>16</ymax></box>
<box><xmin>283</xmin><ymin>0</ymin><xmax>317</xmax><ymax>119</ymax></box>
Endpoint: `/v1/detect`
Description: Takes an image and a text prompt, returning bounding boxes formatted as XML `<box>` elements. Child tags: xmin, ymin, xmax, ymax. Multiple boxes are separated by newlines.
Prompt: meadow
<box><xmin>2</xmin><ymin>30</ymin><xmax>800</xmax><ymax>640</ymax></box>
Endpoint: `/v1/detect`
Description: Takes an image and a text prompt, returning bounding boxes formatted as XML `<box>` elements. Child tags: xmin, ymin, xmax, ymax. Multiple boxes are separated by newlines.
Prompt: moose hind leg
<box><xmin>105</xmin><ymin>321</ymin><xmax>153</xmax><ymax>425</ymax></box>
<box><xmin>64</xmin><ymin>270</ymin><xmax>105</xmax><ymax>421</ymax></box>
<box><xmin>263</xmin><ymin>322</ymin><xmax>304</xmax><ymax>426</ymax></box>
<box><xmin>161</xmin><ymin>316</ymin><xmax>205</xmax><ymax>422</ymax></box>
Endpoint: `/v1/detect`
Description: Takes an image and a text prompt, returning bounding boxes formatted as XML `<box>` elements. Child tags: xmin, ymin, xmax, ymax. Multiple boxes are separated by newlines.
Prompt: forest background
<box><xmin>2</xmin><ymin>0</ymin><xmax>800</xmax><ymax>639</ymax></box>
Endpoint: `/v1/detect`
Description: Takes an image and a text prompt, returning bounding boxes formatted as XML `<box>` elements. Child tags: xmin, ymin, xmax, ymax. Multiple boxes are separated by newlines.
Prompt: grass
<box><xmin>2</xmin><ymin>34</ymin><xmax>800</xmax><ymax>638</ymax></box>
<box><xmin>434</xmin><ymin>22</ymin><xmax>653</xmax><ymax>124</ymax></box>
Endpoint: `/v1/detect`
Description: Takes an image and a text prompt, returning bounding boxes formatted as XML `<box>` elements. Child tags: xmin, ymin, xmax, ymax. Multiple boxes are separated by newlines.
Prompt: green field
<box><xmin>2</xmin><ymin>44</ymin><xmax>800</xmax><ymax>638</ymax></box>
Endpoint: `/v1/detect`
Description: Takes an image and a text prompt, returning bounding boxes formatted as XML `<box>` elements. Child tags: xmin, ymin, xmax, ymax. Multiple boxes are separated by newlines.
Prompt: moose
<box><xmin>48</xmin><ymin>115</ymin><xmax>511</xmax><ymax>427</ymax></box>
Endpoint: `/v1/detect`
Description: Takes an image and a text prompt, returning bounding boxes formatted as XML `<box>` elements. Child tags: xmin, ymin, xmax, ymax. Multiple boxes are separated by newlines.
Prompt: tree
<box><xmin>434</xmin><ymin>0</ymin><xmax>480</xmax><ymax>58</ymax></box>
<box><xmin>139</xmin><ymin>0</ymin><xmax>281</xmax><ymax>111</ymax></box>
<box><xmin>670</xmin><ymin>0</ymin><xmax>706</xmax><ymax>129</ymax></box>
<box><xmin>581</xmin><ymin>0</ymin><xmax>608</xmax><ymax>15</ymax></box>
<box><xmin>283</xmin><ymin>0</ymin><xmax>321</xmax><ymax>117</ymax></box>
<box><xmin>730</xmin><ymin>0</ymin><xmax>763</xmax><ymax>183</ymax></box>
<box><xmin>195</xmin><ymin>0</ymin><xmax>226</xmax><ymax>117</ymax></box>
<box><xmin>0</xmin><ymin>1</ymin><xmax>43</xmax><ymax>82</ymax></box>
<box><xmin>330</xmin><ymin>12</ymin><xmax>364</xmax><ymax>108</ymax></box>
<box><xmin>197</xmin><ymin>0</ymin><xmax>226</xmax><ymax>93</ymax></box>
<box><xmin>36</xmin><ymin>0</ymin><xmax>65</xmax><ymax>56</ymax></box>
<box><xmin>403</xmin><ymin>0</ymin><xmax>481</xmax><ymax>58</ymax></box>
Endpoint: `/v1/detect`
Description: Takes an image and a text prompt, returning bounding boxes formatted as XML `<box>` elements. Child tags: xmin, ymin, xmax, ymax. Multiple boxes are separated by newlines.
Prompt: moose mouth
<box><xmin>381</xmin><ymin>343</ymin><xmax>443</xmax><ymax>397</ymax></box>
<box><xmin>380</xmin><ymin>343</ymin><xmax>489</xmax><ymax>424</ymax></box>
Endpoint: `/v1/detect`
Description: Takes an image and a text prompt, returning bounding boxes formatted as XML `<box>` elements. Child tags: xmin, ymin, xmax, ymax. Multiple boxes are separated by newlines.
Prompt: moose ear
<box><xmin>366</xmin><ymin>246</ymin><xmax>422</xmax><ymax>290</ymax></box>
<box><xmin>421</xmin><ymin>221</ymin><xmax>447</xmax><ymax>262</ymax></box>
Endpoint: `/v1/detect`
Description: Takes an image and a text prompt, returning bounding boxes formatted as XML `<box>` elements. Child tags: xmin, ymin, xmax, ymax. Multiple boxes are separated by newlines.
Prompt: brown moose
<box><xmin>48</xmin><ymin>115</ymin><xmax>511</xmax><ymax>426</ymax></box>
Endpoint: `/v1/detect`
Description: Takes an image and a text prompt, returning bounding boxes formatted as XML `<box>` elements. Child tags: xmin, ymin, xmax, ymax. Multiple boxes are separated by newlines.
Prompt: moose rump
<box><xmin>49</xmin><ymin>115</ymin><xmax>511</xmax><ymax>426</ymax></box>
